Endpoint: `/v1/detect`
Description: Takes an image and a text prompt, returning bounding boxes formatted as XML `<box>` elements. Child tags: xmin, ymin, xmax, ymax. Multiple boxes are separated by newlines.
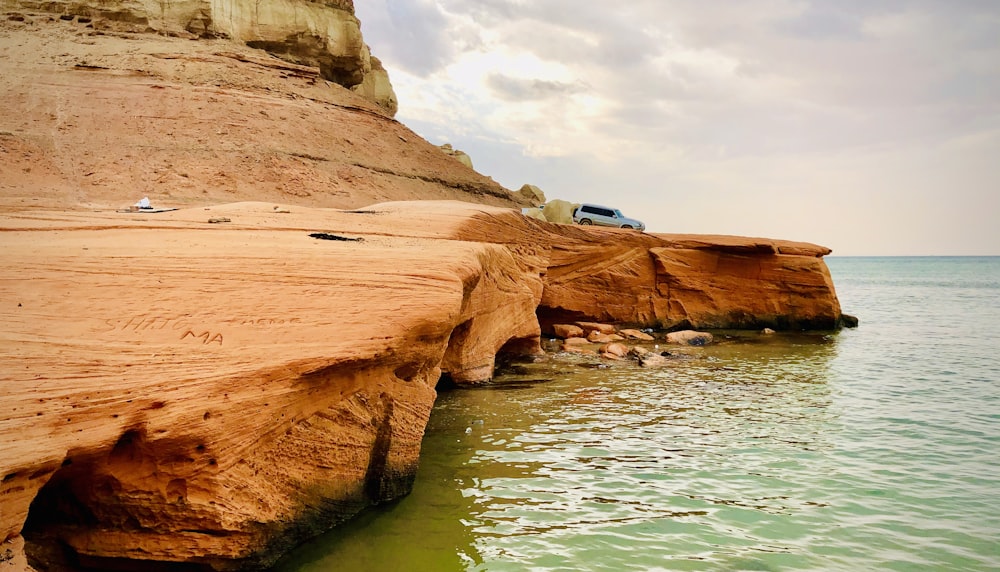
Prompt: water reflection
<box><xmin>275</xmin><ymin>333</ymin><xmax>840</xmax><ymax>572</ymax></box>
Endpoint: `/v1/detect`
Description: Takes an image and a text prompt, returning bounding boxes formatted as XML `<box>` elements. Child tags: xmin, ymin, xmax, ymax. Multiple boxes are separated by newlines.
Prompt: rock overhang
<box><xmin>0</xmin><ymin>201</ymin><xmax>845</xmax><ymax>569</ymax></box>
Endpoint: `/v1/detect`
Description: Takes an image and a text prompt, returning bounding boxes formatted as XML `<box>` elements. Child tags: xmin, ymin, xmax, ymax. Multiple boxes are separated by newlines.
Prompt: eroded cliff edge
<box><xmin>1</xmin><ymin>0</ymin><xmax>398</xmax><ymax>115</ymax></box>
<box><xmin>0</xmin><ymin>201</ymin><xmax>845</xmax><ymax>570</ymax></box>
<box><xmin>0</xmin><ymin>11</ymin><xmax>517</xmax><ymax>212</ymax></box>
<box><xmin>1</xmin><ymin>7</ymin><xmax>846</xmax><ymax>570</ymax></box>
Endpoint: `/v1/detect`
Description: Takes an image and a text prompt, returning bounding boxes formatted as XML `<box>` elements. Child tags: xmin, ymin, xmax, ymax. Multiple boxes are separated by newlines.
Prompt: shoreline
<box><xmin>1</xmin><ymin>200</ymin><xmax>845</xmax><ymax>570</ymax></box>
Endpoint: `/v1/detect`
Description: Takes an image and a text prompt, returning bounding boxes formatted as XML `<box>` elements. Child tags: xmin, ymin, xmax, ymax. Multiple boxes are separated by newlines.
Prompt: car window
<box><xmin>614</xmin><ymin>209</ymin><xmax>624</xmax><ymax>218</ymax></box>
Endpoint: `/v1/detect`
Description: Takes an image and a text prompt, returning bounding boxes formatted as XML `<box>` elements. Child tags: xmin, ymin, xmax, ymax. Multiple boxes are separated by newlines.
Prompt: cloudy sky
<box><xmin>354</xmin><ymin>1</ymin><xmax>999</xmax><ymax>255</ymax></box>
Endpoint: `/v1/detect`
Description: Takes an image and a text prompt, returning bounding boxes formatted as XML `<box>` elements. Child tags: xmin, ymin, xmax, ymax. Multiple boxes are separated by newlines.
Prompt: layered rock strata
<box><xmin>1</xmin><ymin>7</ymin><xmax>845</xmax><ymax>569</ymax></box>
<box><xmin>1</xmin><ymin>201</ymin><xmax>844</xmax><ymax>570</ymax></box>
<box><xmin>0</xmin><ymin>0</ymin><xmax>398</xmax><ymax>114</ymax></box>
<box><xmin>0</xmin><ymin>18</ymin><xmax>525</xmax><ymax>213</ymax></box>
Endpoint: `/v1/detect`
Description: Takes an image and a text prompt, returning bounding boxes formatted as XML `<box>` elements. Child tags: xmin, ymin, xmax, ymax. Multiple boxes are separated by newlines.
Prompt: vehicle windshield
<box><xmin>614</xmin><ymin>209</ymin><xmax>624</xmax><ymax>218</ymax></box>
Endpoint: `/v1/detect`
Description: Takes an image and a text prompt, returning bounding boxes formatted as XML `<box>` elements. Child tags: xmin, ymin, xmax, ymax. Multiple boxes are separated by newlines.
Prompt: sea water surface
<box><xmin>276</xmin><ymin>257</ymin><xmax>1000</xmax><ymax>571</ymax></box>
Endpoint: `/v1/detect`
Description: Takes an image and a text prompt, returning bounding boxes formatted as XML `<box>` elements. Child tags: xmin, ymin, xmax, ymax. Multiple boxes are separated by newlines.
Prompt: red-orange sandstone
<box><xmin>1</xmin><ymin>11</ymin><xmax>845</xmax><ymax>572</ymax></box>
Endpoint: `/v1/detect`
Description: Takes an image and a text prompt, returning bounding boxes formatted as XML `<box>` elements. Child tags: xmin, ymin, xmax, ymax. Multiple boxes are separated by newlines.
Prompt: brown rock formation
<box><xmin>0</xmin><ymin>202</ymin><xmax>543</xmax><ymax>570</ymax></box>
<box><xmin>516</xmin><ymin>184</ymin><xmax>546</xmax><ymax>206</ymax></box>
<box><xmin>552</xmin><ymin>324</ymin><xmax>584</xmax><ymax>339</ymax></box>
<box><xmin>0</xmin><ymin>0</ymin><xmax>398</xmax><ymax>114</ymax></box>
<box><xmin>527</xmin><ymin>226</ymin><xmax>842</xmax><ymax>332</ymax></box>
<box><xmin>0</xmin><ymin>9</ymin><xmax>847</xmax><ymax>571</ymax></box>
<box><xmin>0</xmin><ymin>16</ymin><xmax>521</xmax><ymax>211</ymax></box>
<box><xmin>438</xmin><ymin>143</ymin><xmax>474</xmax><ymax>169</ymax></box>
<box><xmin>0</xmin><ymin>200</ymin><xmax>845</xmax><ymax>570</ymax></box>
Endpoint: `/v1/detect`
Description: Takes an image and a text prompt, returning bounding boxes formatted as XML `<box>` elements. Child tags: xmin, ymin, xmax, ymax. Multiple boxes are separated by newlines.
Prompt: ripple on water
<box><xmin>276</xmin><ymin>260</ymin><xmax>1000</xmax><ymax>572</ymax></box>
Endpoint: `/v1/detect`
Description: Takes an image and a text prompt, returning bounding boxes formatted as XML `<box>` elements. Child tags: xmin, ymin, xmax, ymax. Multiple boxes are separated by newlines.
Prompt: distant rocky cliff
<box><xmin>1</xmin><ymin>0</ymin><xmax>398</xmax><ymax>115</ymax></box>
<box><xmin>0</xmin><ymin>14</ymin><xmax>523</xmax><ymax>212</ymax></box>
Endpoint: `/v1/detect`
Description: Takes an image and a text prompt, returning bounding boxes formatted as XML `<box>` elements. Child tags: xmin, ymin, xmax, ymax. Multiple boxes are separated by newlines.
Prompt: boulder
<box><xmin>553</xmin><ymin>324</ymin><xmax>585</xmax><ymax>339</ymax></box>
<box><xmin>540</xmin><ymin>199</ymin><xmax>578</xmax><ymax>224</ymax></box>
<box><xmin>517</xmin><ymin>184</ymin><xmax>547</xmax><ymax>206</ymax></box>
<box><xmin>619</xmin><ymin>328</ymin><xmax>654</xmax><ymax>341</ymax></box>
<box><xmin>438</xmin><ymin>143</ymin><xmax>474</xmax><ymax>169</ymax></box>
<box><xmin>665</xmin><ymin>330</ymin><xmax>714</xmax><ymax>346</ymax></box>
<box><xmin>577</xmin><ymin>322</ymin><xmax>617</xmax><ymax>335</ymax></box>
<box><xmin>638</xmin><ymin>353</ymin><xmax>671</xmax><ymax>367</ymax></box>
<box><xmin>563</xmin><ymin>337</ymin><xmax>591</xmax><ymax>346</ymax></box>
<box><xmin>599</xmin><ymin>342</ymin><xmax>629</xmax><ymax>358</ymax></box>
<box><xmin>522</xmin><ymin>208</ymin><xmax>546</xmax><ymax>221</ymax></box>
<box><xmin>627</xmin><ymin>346</ymin><xmax>651</xmax><ymax>359</ymax></box>
<box><xmin>761</xmin><ymin>327</ymin><xmax>776</xmax><ymax>335</ymax></box>
<box><xmin>587</xmin><ymin>330</ymin><xmax>624</xmax><ymax>344</ymax></box>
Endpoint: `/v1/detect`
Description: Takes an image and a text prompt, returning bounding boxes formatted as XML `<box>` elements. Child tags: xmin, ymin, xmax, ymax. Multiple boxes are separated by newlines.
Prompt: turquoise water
<box><xmin>276</xmin><ymin>257</ymin><xmax>1000</xmax><ymax>571</ymax></box>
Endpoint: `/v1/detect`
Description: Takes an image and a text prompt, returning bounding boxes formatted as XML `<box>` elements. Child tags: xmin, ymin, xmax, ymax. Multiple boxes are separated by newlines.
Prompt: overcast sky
<box><xmin>354</xmin><ymin>1</ymin><xmax>999</xmax><ymax>255</ymax></box>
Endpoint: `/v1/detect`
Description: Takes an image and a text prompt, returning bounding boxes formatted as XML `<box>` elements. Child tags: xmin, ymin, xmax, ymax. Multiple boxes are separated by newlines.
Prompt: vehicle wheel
<box><xmin>580</xmin><ymin>219</ymin><xmax>592</xmax><ymax>225</ymax></box>
<box><xmin>622</xmin><ymin>225</ymin><xmax>632</xmax><ymax>229</ymax></box>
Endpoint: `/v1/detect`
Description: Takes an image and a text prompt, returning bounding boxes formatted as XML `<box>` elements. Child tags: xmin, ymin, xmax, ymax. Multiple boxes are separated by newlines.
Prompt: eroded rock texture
<box><xmin>1</xmin><ymin>0</ymin><xmax>397</xmax><ymax>114</ymax></box>
<box><xmin>0</xmin><ymin>202</ymin><xmax>543</xmax><ymax>570</ymax></box>
<box><xmin>0</xmin><ymin>9</ymin><xmax>846</xmax><ymax>569</ymax></box>
<box><xmin>0</xmin><ymin>17</ymin><xmax>519</xmax><ymax>212</ymax></box>
<box><xmin>0</xmin><ymin>201</ymin><xmax>845</xmax><ymax>570</ymax></box>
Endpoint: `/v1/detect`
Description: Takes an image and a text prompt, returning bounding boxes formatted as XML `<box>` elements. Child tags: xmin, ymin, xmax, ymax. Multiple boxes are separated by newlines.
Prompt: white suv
<box><xmin>572</xmin><ymin>203</ymin><xmax>645</xmax><ymax>231</ymax></box>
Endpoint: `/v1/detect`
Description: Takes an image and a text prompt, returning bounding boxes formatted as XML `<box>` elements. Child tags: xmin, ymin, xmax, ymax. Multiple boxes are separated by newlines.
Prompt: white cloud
<box><xmin>355</xmin><ymin>0</ymin><xmax>1000</xmax><ymax>254</ymax></box>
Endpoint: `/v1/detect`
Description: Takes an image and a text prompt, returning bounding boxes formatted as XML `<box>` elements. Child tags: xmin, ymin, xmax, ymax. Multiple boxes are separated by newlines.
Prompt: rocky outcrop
<box><xmin>438</xmin><ymin>143</ymin><xmax>474</xmax><ymax>169</ymax></box>
<box><xmin>665</xmin><ymin>330</ymin><xmax>714</xmax><ymax>346</ymax></box>
<box><xmin>0</xmin><ymin>202</ymin><xmax>543</xmax><ymax>571</ymax></box>
<box><xmin>351</xmin><ymin>55</ymin><xmax>398</xmax><ymax>116</ymax></box>
<box><xmin>0</xmin><ymin>17</ymin><xmax>527</xmax><ymax>211</ymax></box>
<box><xmin>0</xmin><ymin>0</ymin><xmax>398</xmax><ymax>115</ymax></box>
<box><xmin>1</xmin><ymin>200</ymin><xmax>846</xmax><ymax>571</ymax></box>
<box><xmin>526</xmin><ymin>228</ymin><xmax>842</xmax><ymax>331</ymax></box>
<box><xmin>537</xmin><ymin>199</ymin><xmax>579</xmax><ymax>224</ymax></box>
<box><xmin>517</xmin><ymin>184</ymin><xmax>546</xmax><ymax>206</ymax></box>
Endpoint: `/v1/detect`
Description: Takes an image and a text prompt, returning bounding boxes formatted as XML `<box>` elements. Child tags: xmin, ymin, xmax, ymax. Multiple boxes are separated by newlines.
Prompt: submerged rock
<box><xmin>639</xmin><ymin>353</ymin><xmax>671</xmax><ymax>367</ymax></box>
<box><xmin>665</xmin><ymin>330</ymin><xmax>714</xmax><ymax>346</ymax></box>
<box><xmin>599</xmin><ymin>342</ymin><xmax>629</xmax><ymax>359</ymax></box>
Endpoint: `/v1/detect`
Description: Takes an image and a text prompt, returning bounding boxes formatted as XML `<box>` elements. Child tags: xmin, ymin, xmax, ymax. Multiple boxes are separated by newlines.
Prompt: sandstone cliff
<box><xmin>1</xmin><ymin>0</ymin><xmax>398</xmax><ymax>115</ymax></box>
<box><xmin>0</xmin><ymin>8</ymin><xmax>846</xmax><ymax>571</ymax></box>
<box><xmin>0</xmin><ymin>15</ymin><xmax>523</xmax><ymax>212</ymax></box>
<box><xmin>0</xmin><ymin>201</ymin><xmax>843</xmax><ymax>570</ymax></box>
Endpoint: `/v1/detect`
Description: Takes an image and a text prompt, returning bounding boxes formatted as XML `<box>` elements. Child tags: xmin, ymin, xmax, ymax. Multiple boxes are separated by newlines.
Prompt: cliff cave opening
<box><xmin>534</xmin><ymin>306</ymin><xmax>590</xmax><ymax>335</ymax></box>
<box><xmin>22</xmin><ymin>454</ymin><xmax>104</xmax><ymax>570</ymax></box>
<box><xmin>22</xmin><ymin>430</ymin><xmax>214</xmax><ymax>572</ymax></box>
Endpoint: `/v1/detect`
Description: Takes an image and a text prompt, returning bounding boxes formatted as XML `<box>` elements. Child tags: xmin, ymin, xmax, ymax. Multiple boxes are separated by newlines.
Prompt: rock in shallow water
<box><xmin>665</xmin><ymin>330</ymin><xmax>714</xmax><ymax>346</ymax></box>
